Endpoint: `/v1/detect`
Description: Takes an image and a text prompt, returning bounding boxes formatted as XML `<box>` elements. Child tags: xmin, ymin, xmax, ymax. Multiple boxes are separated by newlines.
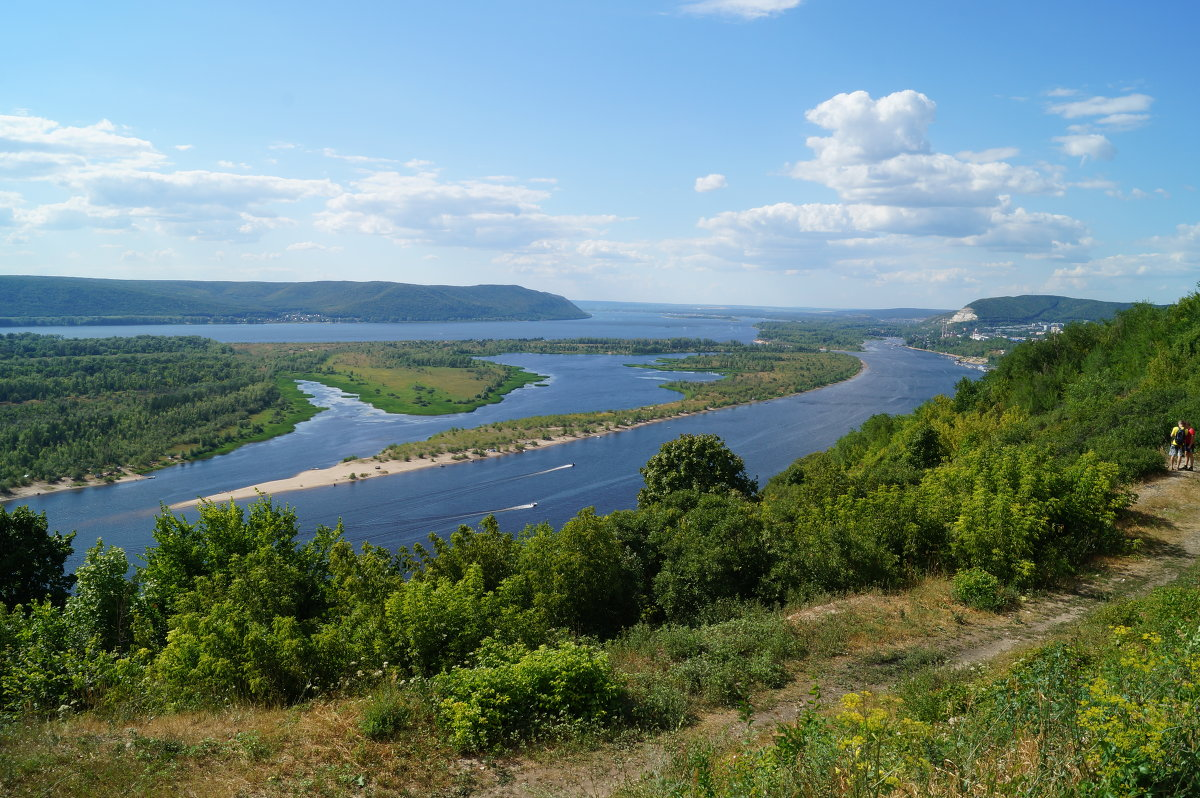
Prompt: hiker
<box><xmin>1186</xmin><ymin>423</ymin><xmax>1196</xmax><ymax>471</ymax></box>
<box><xmin>1170</xmin><ymin>420</ymin><xmax>1187</xmax><ymax>470</ymax></box>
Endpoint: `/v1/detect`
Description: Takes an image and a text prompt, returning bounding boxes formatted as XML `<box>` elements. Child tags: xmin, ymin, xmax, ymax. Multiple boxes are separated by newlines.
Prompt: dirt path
<box><xmin>462</xmin><ymin>468</ymin><xmax>1200</xmax><ymax>798</ymax></box>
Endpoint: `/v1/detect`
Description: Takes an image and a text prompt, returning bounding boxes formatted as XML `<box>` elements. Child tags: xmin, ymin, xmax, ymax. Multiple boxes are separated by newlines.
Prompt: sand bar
<box><xmin>169</xmin><ymin>429</ymin><xmax>620</xmax><ymax>509</ymax></box>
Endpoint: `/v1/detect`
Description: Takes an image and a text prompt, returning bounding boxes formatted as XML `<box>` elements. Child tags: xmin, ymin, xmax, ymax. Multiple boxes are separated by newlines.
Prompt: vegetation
<box><xmin>618</xmin><ymin>565</ymin><xmax>1200</xmax><ymax>797</ymax></box>
<box><xmin>10</xmin><ymin>293</ymin><xmax>1200</xmax><ymax>793</ymax></box>
<box><xmin>0</xmin><ymin>275</ymin><xmax>587</xmax><ymax>324</ymax></box>
<box><xmin>0</xmin><ymin>333</ymin><xmax>860</xmax><ymax>491</ymax></box>
<box><xmin>378</xmin><ymin>350</ymin><xmax>862</xmax><ymax>462</ymax></box>
<box><xmin>755</xmin><ymin>319</ymin><xmax>907</xmax><ymax>350</ymax></box>
<box><xmin>0</xmin><ymin>506</ymin><xmax>75</xmax><ymax>608</ymax></box>
<box><xmin>0</xmin><ymin>334</ymin><xmax>314</xmax><ymax>490</ymax></box>
<box><xmin>929</xmin><ymin>293</ymin><xmax>1145</xmax><ymax>325</ymax></box>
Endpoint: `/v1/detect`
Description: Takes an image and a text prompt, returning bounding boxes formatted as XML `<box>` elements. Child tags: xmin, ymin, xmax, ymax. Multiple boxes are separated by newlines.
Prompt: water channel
<box><xmin>4</xmin><ymin>308</ymin><xmax>977</xmax><ymax>571</ymax></box>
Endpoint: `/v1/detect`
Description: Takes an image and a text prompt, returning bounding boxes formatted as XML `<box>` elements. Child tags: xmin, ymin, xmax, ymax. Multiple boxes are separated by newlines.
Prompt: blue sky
<box><xmin>2</xmin><ymin>0</ymin><xmax>1197</xmax><ymax>309</ymax></box>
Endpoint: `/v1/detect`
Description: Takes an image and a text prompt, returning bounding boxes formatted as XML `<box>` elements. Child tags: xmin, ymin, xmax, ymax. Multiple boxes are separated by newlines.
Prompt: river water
<box><xmin>4</xmin><ymin>307</ymin><xmax>976</xmax><ymax>571</ymax></box>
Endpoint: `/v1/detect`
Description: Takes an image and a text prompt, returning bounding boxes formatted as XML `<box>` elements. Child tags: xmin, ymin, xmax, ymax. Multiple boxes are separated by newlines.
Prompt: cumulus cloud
<box><xmin>0</xmin><ymin>112</ymin><xmax>346</xmax><ymax>242</ymax></box>
<box><xmin>694</xmin><ymin>173</ymin><xmax>727</xmax><ymax>192</ymax></box>
<box><xmin>679</xmin><ymin>0</ymin><xmax>802</xmax><ymax>20</ymax></box>
<box><xmin>682</xmin><ymin>89</ymin><xmax>1088</xmax><ymax>276</ymax></box>
<box><xmin>1054</xmin><ymin>133</ymin><xmax>1115</xmax><ymax>162</ymax></box>
<box><xmin>789</xmin><ymin>91</ymin><xmax>1061</xmax><ymax>207</ymax></box>
<box><xmin>0</xmin><ymin>114</ymin><xmax>165</xmax><ymax>178</ymax></box>
<box><xmin>317</xmin><ymin>167</ymin><xmax>616</xmax><ymax>248</ymax></box>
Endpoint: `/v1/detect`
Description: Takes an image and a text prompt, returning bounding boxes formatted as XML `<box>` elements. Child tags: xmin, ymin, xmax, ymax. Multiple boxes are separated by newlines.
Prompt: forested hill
<box><xmin>0</xmin><ymin>276</ymin><xmax>588</xmax><ymax>325</ymax></box>
<box><xmin>933</xmin><ymin>294</ymin><xmax>1143</xmax><ymax>325</ymax></box>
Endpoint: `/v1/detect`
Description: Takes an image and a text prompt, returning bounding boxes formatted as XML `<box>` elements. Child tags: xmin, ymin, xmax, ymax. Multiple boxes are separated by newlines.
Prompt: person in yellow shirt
<box><xmin>1170</xmin><ymin>420</ymin><xmax>1187</xmax><ymax>470</ymax></box>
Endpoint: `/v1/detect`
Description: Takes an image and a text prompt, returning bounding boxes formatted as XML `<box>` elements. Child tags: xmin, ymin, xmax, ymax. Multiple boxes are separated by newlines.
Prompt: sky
<box><xmin>2</xmin><ymin>0</ymin><xmax>1199</xmax><ymax>310</ymax></box>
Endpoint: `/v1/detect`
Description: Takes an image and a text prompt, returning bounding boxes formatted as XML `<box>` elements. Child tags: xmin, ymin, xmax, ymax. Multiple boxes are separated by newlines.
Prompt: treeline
<box><xmin>905</xmin><ymin>329</ymin><xmax>1013</xmax><ymax>360</ymax></box>
<box><xmin>0</xmin><ymin>334</ymin><xmax>304</xmax><ymax>489</ymax></box>
<box><xmin>755</xmin><ymin>319</ymin><xmax>909</xmax><ymax>350</ymax></box>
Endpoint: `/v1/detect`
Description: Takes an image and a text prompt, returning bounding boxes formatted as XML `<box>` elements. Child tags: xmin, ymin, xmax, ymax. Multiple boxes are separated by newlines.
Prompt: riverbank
<box><xmin>169</xmin><ymin>415</ymin><xmax>680</xmax><ymax>509</ymax></box>
<box><xmin>175</xmin><ymin>354</ymin><xmax>869</xmax><ymax>508</ymax></box>
<box><xmin>0</xmin><ymin>469</ymin><xmax>148</xmax><ymax>504</ymax></box>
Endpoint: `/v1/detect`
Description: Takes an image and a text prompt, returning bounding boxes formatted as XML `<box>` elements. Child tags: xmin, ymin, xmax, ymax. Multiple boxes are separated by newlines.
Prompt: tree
<box><xmin>0</xmin><ymin>505</ymin><xmax>75</xmax><ymax>608</ymax></box>
<box><xmin>637</xmin><ymin>433</ymin><xmax>757</xmax><ymax>507</ymax></box>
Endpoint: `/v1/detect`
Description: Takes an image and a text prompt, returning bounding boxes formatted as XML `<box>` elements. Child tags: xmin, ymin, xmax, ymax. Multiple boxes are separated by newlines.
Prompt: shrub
<box><xmin>359</xmin><ymin>686</ymin><xmax>419</xmax><ymax>741</ymax></box>
<box><xmin>433</xmin><ymin>639</ymin><xmax>622</xmax><ymax>752</ymax></box>
<box><xmin>951</xmin><ymin>567</ymin><xmax>1013</xmax><ymax>612</ymax></box>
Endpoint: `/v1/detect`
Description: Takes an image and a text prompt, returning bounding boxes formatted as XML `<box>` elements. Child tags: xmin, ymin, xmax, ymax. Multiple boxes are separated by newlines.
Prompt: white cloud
<box><xmin>679</xmin><ymin>0</ymin><xmax>802</xmax><ymax>20</ymax></box>
<box><xmin>1047</xmin><ymin>93</ymin><xmax>1153</xmax><ymax>120</ymax></box>
<box><xmin>694</xmin><ymin>173</ymin><xmax>727</xmax><ymax>192</ymax></box>
<box><xmin>317</xmin><ymin>167</ymin><xmax>615</xmax><ymax>249</ymax></box>
<box><xmin>790</xmin><ymin>91</ymin><xmax>1061</xmax><ymax>206</ymax></box>
<box><xmin>962</xmin><ymin>206</ymin><xmax>1090</xmax><ymax>260</ymax></box>
<box><xmin>286</xmin><ymin>241</ymin><xmax>344</xmax><ymax>253</ymax></box>
<box><xmin>956</xmin><ymin>147</ymin><xmax>1020</xmax><ymax>163</ymax></box>
<box><xmin>119</xmin><ymin>247</ymin><xmax>178</xmax><ymax>263</ymax></box>
<box><xmin>1054</xmin><ymin>133</ymin><xmax>1115</xmax><ymax>162</ymax></box>
<box><xmin>320</xmin><ymin>148</ymin><xmax>399</xmax><ymax>165</ymax></box>
<box><xmin>802</xmin><ymin>90</ymin><xmax>936</xmax><ymax>164</ymax></box>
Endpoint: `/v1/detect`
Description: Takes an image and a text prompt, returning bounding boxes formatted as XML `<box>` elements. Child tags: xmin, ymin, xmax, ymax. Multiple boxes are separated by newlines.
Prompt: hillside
<box><xmin>0</xmin><ymin>276</ymin><xmax>588</xmax><ymax>324</ymax></box>
<box><xmin>934</xmin><ymin>293</ymin><xmax>1142</xmax><ymax>325</ymax></box>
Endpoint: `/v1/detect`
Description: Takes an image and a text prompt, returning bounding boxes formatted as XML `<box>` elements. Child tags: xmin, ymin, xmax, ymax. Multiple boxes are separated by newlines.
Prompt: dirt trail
<box><xmin>465</xmin><ymin>468</ymin><xmax>1200</xmax><ymax>798</ymax></box>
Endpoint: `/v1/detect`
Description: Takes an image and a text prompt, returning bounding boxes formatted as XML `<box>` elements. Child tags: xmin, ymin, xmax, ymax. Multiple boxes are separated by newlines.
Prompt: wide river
<box><xmin>4</xmin><ymin>304</ymin><xmax>977</xmax><ymax>571</ymax></box>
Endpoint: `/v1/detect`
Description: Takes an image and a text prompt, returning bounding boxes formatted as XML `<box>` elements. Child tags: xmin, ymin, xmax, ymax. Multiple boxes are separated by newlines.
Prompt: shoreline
<box><xmin>172</xmin><ymin>356</ymin><xmax>871</xmax><ymax>509</ymax></box>
<box><xmin>0</xmin><ymin>469</ymin><xmax>149</xmax><ymax>504</ymax></box>
<box><xmin>170</xmin><ymin>419</ymin><xmax>670</xmax><ymax>509</ymax></box>
<box><xmin>5</xmin><ymin>353</ymin><xmax>871</xmax><ymax>511</ymax></box>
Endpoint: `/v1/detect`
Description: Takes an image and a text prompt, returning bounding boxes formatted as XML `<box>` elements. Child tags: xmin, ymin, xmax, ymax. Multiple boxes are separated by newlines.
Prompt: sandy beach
<box><xmin>0</xmin><ymin>469</ymin><xmax>148</xmax><ymax>504</ymax></box>
<box><xmin>169</xmin><ymin>429</ymin><xmax>624</xmax><ymax>509</ymax></box>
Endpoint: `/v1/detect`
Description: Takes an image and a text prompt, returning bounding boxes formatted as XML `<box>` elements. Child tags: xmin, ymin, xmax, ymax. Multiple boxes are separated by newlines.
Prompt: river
<box><xmin>4</xmin><ymin>307</ymin><xmax>976</xmax><ymax>571</ymax></box>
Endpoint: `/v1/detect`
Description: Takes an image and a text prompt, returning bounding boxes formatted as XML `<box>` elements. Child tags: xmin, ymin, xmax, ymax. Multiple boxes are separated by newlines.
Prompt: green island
<box><xmin>7</xmin><ymin>297</ymin><xmax>1200</xmax><ymax>795</ymax></box>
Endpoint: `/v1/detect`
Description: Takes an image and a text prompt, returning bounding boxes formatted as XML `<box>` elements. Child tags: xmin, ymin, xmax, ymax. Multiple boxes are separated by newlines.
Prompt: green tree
<box><xmin>64</xmin><ymin>540</ymin><xmax>136</xmax><ymax>651</ymax></box>
<box><xmin>637</xmin><ymin>433</ymin><xmax>758</xmax><ymax>507</ymax></box>
<box><xmin>0</xmin><ymin>505</ymin><xmax>75</xmax><ymax>608</ymax></box>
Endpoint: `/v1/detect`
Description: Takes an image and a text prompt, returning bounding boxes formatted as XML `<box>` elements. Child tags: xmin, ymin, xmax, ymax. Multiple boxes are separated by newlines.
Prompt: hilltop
<box><xmin>0</xmin><ymin>276</ymin><xmax>588</xmax><ymax>325</ymax></box>
<box><xmin>933</xmin><ymin>294</ymin><xmax>1144</xmax><ymax>325</ymax></box>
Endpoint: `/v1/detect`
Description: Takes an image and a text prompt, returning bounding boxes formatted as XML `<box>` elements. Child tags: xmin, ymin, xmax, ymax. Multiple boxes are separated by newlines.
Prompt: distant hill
<box><xmin>933</xmin><ymin>295</ymin><xmax>1145</xmax><ymax>326</ymax></box>
<box><xmin>0</xmin><ymin>276</ymin><xmax>588</xmax><ymax>325</ymax></box>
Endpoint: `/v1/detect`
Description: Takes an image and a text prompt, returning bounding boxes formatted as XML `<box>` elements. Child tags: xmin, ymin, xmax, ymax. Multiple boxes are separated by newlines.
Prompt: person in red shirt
<box><xmin>1186</xmin><ymin>424</ymin><xmax>1196</xmax><ymax>471</ymax></box>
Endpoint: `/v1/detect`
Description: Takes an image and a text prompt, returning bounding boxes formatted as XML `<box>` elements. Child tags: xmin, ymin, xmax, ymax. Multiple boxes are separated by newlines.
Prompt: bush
<box><xmin>433</xmin><ymin>639</ymin><xmax>622</xmax><ymax>752</ymax></box>
<box><xmin>951</xmin><ymin>567</ymin><xmax>1013</xmax><ymax>612</ymax></box>
<box><xmin>359</xmin><ymin>685</ymin><xmax>423</xmax><ymax>741</ymax></box>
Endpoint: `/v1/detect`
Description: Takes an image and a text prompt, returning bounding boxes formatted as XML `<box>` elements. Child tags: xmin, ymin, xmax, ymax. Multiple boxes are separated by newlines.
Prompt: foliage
<box><xmin>646</xmin><ymin>492</ymin><xmax>770</xmax><ymax>622</ymax></box>
<box><xmin>0</xmin><ymin>505</ymin><xmax>75</xmax><ymax>608</ymax></box>
<box><xmin>638</xmin><ymin>433</ymin><xmax>758</xmax><ymax>507</ymax></box>
<box><xmin>0</xmin><ymin>600</ymin><xmax>127</xmax><ymax>717</ymax></box>
<box><xmin>433</xmin><ymin>639</ymin><xmax>622</xmax><ymax>752</ymax></box>
<box><xmin>0</xmin><ymin>334</ymin><xmax>303</xmax><ymax>489</ymax></box>
<box><xmin>64</xmin><ymin>540</ymin><xmax>137</xmax><ymax>650</ymax></box>
<box><xmin>140</xmin><ymin>499</ymin><xmax>342</xmax><ymax>705</ymax></box>
<box><xmin>621</xmin><ymin>577</ymin><xmax>1200</xmax><ymax>798</ymax></box>
<box><xmin>950</xmin><ymin>567</ymin><xmax>1012</xmax><ymax>611</ymax></box>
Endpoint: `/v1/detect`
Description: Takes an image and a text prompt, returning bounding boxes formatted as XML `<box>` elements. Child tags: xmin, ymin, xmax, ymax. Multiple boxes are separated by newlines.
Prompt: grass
<box><xmin>292</xmin><ymin>352</ymin><xmax>546</xmax><ymax>416</ymax></box>
<box><xmin>175</xmin><ymin>376</ymin><xmax>327</xmax><ymax>461</ymax></box>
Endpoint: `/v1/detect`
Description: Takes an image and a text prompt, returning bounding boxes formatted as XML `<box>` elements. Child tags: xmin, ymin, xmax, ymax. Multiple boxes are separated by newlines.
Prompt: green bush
<box><xmin>359</xmin><ymin>685</ymin><xmax>422</xmax><ymax>741</ymax></box>
<box><xmin>433</xmin><ymin>639</ymin><xmax>622</xmax><ymax>752</ymax></box>
<box><xmin>951</xmin><ymin>567</ymin><xmax>1013</xmax><ymax>612</ymax></box>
